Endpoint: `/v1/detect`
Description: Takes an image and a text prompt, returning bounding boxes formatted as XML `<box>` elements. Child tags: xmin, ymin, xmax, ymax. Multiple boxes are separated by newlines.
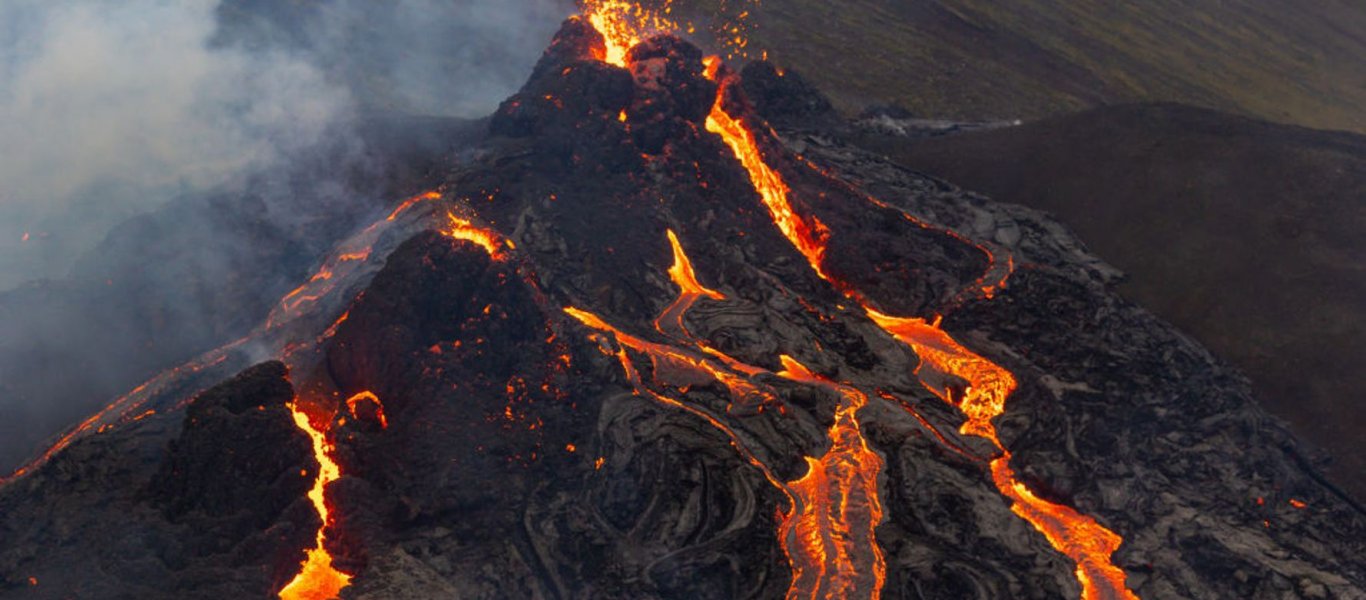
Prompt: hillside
<box><xmin>209</xmin><ymin>0</ymin><xmax>1366</xmax><ymax>134</ymax></box>
<box><xmin>682</xmin><ymin>0</ymin><xmax>1366</xmax><ymax>134</ymax></box>
<box><xmin>858</xmin><ymin>103</ymin><xmax>1366</xmax><ymax>499</ymax></box>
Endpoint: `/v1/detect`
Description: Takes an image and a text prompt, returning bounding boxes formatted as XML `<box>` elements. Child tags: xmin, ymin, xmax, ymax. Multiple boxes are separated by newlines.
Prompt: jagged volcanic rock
<box><xmin>1</xmin><ymin>18</ymin><xmax>1363</xmax><ymax>600</ymax></box>
<box><xmin>0</xmin><ymin>361</ymin><xmax>317</xmax><ymax>599</ymax></box>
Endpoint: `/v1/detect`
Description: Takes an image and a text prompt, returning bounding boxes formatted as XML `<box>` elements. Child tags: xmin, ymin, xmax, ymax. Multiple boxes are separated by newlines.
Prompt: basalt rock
<box><xmin>0</xmin><ymin>21</ymin><xmax>1363</xmax><ymax>600</ymax></box>
<box><xmin>0</xmin><ymin>361</ymin><xmax>317</xmax><ymax>599</ymax></box>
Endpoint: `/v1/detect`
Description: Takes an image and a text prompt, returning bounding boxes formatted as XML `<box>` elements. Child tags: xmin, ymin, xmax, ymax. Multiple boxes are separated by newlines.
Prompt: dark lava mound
<box><xmin>2</xmin><ymin>19</ymin><xmax>1364</xmax><ymax>600</ymax></box>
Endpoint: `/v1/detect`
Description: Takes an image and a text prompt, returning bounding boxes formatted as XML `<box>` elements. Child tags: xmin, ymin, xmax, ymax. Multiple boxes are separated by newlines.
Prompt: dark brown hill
<box><xmin>684</xmin><ymin>0</ymin><xmax>1366</xmax><ymax>133</ymax></box>
<box><xmin>859</xmin><ymin>103</ymin><xmax>1366</xmax><ymax>499</ymax></box>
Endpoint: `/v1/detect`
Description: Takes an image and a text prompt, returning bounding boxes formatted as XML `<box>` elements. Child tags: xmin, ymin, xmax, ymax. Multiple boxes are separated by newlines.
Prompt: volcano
<box><xmin>2</xmin><ymin>5</ymin><xmax>1364</xmax><ymax>600</ymax></box>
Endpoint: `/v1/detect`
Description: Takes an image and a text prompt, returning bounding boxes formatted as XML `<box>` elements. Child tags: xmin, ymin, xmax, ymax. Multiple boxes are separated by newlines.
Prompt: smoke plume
<box><xmin>0</xmin><ymin>0</ymin><xmax>572</xmax><ymax>290</ymax></box>
<box><xmin>0</xmin><ymin>0</ymin><xmax>573</xmax><ymax>473</ymax></box>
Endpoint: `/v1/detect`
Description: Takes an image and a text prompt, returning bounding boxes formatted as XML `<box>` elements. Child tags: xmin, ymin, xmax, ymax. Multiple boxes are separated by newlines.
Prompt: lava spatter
<box><xmin>345</xmin><ymin>391</ymin><xmax>389</xmax><ymax>430</ymax></box>
<box><xmin>582</xmin><ymin>0</ymin><xmax>679</xmax><ymax>67</ymax></box>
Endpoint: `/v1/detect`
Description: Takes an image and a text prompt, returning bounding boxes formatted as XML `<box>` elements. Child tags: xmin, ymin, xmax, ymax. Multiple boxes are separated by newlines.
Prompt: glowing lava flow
<box><xmin>694</xmin><ymin>40</ymin><xmax>1138</xmax><ymax>599</ymax></box>
<box><xmin>776</xmin><ymin>356</ymin><xmax>887</xmax><ymax>600</ymax></box>
<box><xmin>866</xmin><ymin>311</ymin><xmax>1136</xmax><ymax>599</ymax></box>
<box><xmin>279</xmin><ymin>403</ymin><xmax>351</xmax><ymax>600</ymax></box>
<box><xmin>703</xmin><ymin>61</ymin><xmax>831</xmax><ymax>281</ymax></box>
<box><xmin>654</xmin><ymin>230</ymin><xmax>771</xmax><ymax>385</ymax></box>
<box><xmin>443</xmin><ymin>211</ymin><xmax>508</xmax><ymax>258</ymax></box>
<box><xmin>562</xmin><ymin>305</ymin><xmax>788</xmax><ymax>487</ymax></box>
<box><xmin>656</xmin><ymin>229</ymin><xmax>725</xmax><ymax>335</ymax></box>
<box><xmin>269</xmin><ymin>189</ymin><xmax>443</xmax><ymax>330</ymax></box>
<box><xmin>345</xmin><ymin>391</ymin><xmax>389</xmax><ymax>430</ymax></box>
<box><xmin>569</xmin><ymin>232</ymin><xmax>886</xmax><ymax>599</ymax></box>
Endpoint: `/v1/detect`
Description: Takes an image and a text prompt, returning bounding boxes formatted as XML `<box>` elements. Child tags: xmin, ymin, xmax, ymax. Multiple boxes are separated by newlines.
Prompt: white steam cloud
<box><xmin>0</xmin><ymin>0</ymin><xmax>354</xmax><ymax>289</ymax></box>
<box><xmin>0</xmin><ymin>0</ymin><xmax>574</xmax><ymax>290</ymax></box>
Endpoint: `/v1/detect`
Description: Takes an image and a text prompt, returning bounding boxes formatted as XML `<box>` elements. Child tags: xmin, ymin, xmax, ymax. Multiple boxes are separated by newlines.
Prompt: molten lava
<box><xmin>442</xmin><ymin>211</ymin><xmax>505</xmax><ymax>258</ymax></box>
<box><xmin>6</xmin><ymin>7</ymin><xmax>1147</xmax><ymax>599</ymax></box>
<box><xmin>776</xmin><ymin>356</ymin><xmax>887</xmax><ymax>600</ymax></box>
<box><xmin>388</xmin><ymin>190</ymin><xmax>442</xmax><ymax>222</ymax></box>
<box><xmin>693</xmin><ymin>28</ymin><xmax>1137</xmax><ymax>599</ymax></box>
<box><xmin>703</xmin><ymin>63</ymin><xmax>832</xmax><ymax>281</ymax></box>
<box><xmin>582</xmin><ymin>0</ymin><xmax>679</xmax><ymax>67</ymax></box>
<box><xmin>567</xmin><ymin>230</ymin><xmax>888</xmax><ymax>599</ymax></box>
<box><xmin>279</xmin><ymin>402</ymin><xmax>351</xmax><ymax>600</ymax></box>
<box><xmin>866</xmin><ymin>311</ymin><xmax>1136</xmax><ymax>600</ymax></box>
<box><xmin>655</xmin><ymin>229</ymin><xmax>724</xmax><ymax>337</ymax></box>
<box><xmin>345</xmin><ymin>391</ymin><xmax>389</xmax><ymax>430</ymax></box>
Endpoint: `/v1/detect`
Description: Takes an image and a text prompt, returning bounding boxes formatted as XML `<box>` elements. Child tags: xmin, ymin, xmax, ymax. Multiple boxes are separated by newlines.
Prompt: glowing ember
<box><xmin>345</xmin><ymin>391</ymin><xmax>389</xmax><ymax>430</ymax></box>
<box><xmin>388</xmin><ymin>190</ymin><xmax>442</xmax><ymax>221</ymax></box>
<box><xmin>442</xmin><ymin>212</ymin><xmax>504</xmax><ymax>258</ymax></box>
<box><xmin>280</xmin><ymin>402</ymin><xmax>351</xmax><ymax>600</ymax></box>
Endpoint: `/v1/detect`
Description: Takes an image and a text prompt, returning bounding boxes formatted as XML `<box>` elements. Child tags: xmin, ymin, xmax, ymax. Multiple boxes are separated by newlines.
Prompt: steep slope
<box><xmin>856</xmin><ymin>103</ymin><xmax>1366</xmax><ymax>500</ymax></box>
<box><xmin>213</xmin><ymin>0</ymin><xmax>1366</xmax><ymax>133</ymax></box>
<box><xmin>686</xmin><ymin>0</ymin><xmax>1366</xmax><ymax>133</ymax></box>
<box><xmin>0</xmin><ymin>116</ymin><xmax>477</xmax><ymax>478</ymax></box>
<box><xmin>1</xmin><ymin>18</ymin><xmax>1364</xmax><ymax>599</ymax></box>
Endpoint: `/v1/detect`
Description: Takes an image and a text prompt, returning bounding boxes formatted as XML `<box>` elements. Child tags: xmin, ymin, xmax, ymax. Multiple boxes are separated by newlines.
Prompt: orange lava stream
<box><xmin>280</xmin><ymin>403</ymin><xmax>351</xmax><ymax>600</ymax></box>
<box><xmin>776</xmin><ymin>356</ymin><xmax>887</xmax><ymax>600</ymax></box>
<box><xmin>387</xmin><ymin>191</ymin><xmax>442</xmax><ymax>222</ymax></box>
<box><xmin>865</xmin><ymin>311</ymin><xmax>1136</xmax><ymax>599</ymax></box>
<box><xmin>703</xmin><ymin>63</ymin><xmax>831</xmax><ymax>281</ymax></box>
<box><xmin>693</xmin><ymin>44</ymin><xmax>1138</xmax><ymax>598</ymax></box>
<box><xmin>563</xmin><ymin>306</ymin><xmax>789</xmax><ymax>492</ymax></box>
<box><xmin>566</xmin><ymin>306</ymin><xmax>766</xmax><ymax>406</ymax></box>
<box><xmin>1</xmin><ymin>344</ymin><xmax>240</xmax><ymax>485</ymax></box>
<box><xmin>655</xmin><ymin>230</ymin><xmax>770</xmax><ymax>385</ymax></box>
<box><xmin>569</xmin><ymin>230</ymin><xmax>886</xmax><ymax>599</ymax></box>
<box><xmin>443</xmin><ymin>212</ymin><xmax>506</xmax><ymax>258</ymax></box>
<box><xmin>345</xmin><ymin>391</ymin><xmax>389</xmax><ymax>430</ymax></box>
<box><xmin>657</xmin><ymin>229</ymin><xmax>726</xmax><ymax>334</ymax></box>
<box><xmin>580</xmin><ymin>8</ymin><xmax>884</xmax><ymax>594</ymax></box>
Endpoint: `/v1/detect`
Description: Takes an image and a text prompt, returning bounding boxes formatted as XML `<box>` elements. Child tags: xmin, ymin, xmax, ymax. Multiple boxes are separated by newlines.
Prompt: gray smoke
<box><xmin>0</xmin><ymin>0</ymin><xmax>575</xmax><ymax>473</ymax></box>
<box><xmin>0</xmin><ymin>0</ymin><xmax>573</xmax><ymax>291</ymax></box>
<box><xmin>0</xmin><ymin>0</ymin><xmax>347</xmax><ymax>288</ymax></box>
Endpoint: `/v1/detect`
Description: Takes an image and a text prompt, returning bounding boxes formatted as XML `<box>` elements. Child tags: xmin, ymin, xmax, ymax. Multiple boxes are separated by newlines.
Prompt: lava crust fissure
<box><xmin>1</xmin><ymin>8</ymin><xmax>1364</xmax><ymax>600</ymax></box>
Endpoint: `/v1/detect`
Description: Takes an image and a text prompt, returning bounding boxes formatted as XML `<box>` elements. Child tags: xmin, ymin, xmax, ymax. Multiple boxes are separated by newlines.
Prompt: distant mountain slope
<box><xmin>684</xmin><ymin>0</ymin><xmax>1366</xmax><ymax>133</ymax></box>
<box><xmin>857</xmin><ymin>103</ymin><xmax>1366</xmax><ymax>498</ymax></box>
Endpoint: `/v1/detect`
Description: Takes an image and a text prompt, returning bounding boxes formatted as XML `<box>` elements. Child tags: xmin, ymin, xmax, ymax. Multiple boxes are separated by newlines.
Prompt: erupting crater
<box><xmin>2</xmin><ymin>2</ymin><xmax>1363</xmax><ymax>600</ymax></box>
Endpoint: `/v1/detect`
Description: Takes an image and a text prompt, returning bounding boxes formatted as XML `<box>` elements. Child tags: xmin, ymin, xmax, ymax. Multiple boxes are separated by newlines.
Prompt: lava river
<box><xmin>699</xmin><ymin>44</ymin><xmax>1139</xmax><ymax>597</ymax></box>
<box><xmin>576</xmin><ymin>1</ymin><xmax>1141</xmax><ymax>596</ymax></box>
<box><xmin>3</xmin><ymin>3</ymin><xmax>1143</xmax><ymax>598</ymax></box>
